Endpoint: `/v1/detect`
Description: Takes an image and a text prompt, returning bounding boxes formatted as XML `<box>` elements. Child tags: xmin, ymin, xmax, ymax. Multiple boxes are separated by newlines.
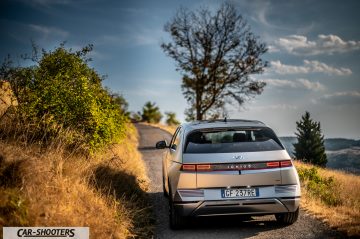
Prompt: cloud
<box><xmin>251</xmin><ymin>104</ymin><xmax>298</xmax><ymax>111</ymax></box>
<box><xmin>270</xmin><ymin>60</ymin><xmax>352</xmax><ymax>76</ymax></box>
<box><xmin>270</xmin><ymin>61</ymin><xmax>308</xmax><ymax>74</ymax></box>
<box><xmin>276</xmin><ymin>34</ymin><xmax>360</xmax><ymax>55</ymax></box>
<box><xmin>315</xmin><ymin>91</ymin><xmax>360</xmax><ymax>105</ymax></box>
<box><xmin>265</xmin><ymin>78</ymin><xmax>325</xmax><ymax>91</ymax></box>
<box><xmin>28</xmin><ymin>24</ymin><xmax>69</xmax><ymax>38</ymax></box>
<box><xmin>98</xmin><ymin>27</ymin><xmax>162</xmax><ymax>47</ymax></box>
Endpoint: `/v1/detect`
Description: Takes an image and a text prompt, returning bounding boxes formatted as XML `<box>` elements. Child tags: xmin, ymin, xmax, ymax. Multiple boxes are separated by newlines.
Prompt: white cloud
<box><xmin>296</xmin><ymin>79</ymin><xmax>325</xmax><ymax>91</ymax></box>
<box><xmin>276</xmin><ymin>34</ymin><xmax>360</xmax><ymax>55</ymax></box>
<box><xmin>265</xmin><ymin>78</ymin><xmax>325</xmax><ymax>91</ymax></box>
<box><xmin>315</xmin><ymin>91</ymin><xmax>360</xmax><ymax>105</ymax></box>
<box><xmin>270</xmin><ymin>61</ymin><xmax>308</xmax><ymax>74</ymax></box>
<box><xmin>28</xmin><ymin>24</ymin><xmax>69</xmax><ymax>38</ymax></box>
<box><xmin>251</xmin><ymin>104</ymin><xmax>298</xmax><ymax>112</ymax></box>
<box><xmin>267</xmin><ymin>45</ymin><xmax>280</xmax><ymax>53</ymax></box>
<box><xmin>305</xmin><ymin>60</ymin><xmax>352</xmax><ymax>75</ymax></box>
<box><xmin>98</xmin><ymin>27</ymin><xmax>162</xmax><ymax>47</ymax></box>
<box><xmin>270</xmin><ymin>60</ymin><xmax>352</xmax><ymax>76</ymax></box>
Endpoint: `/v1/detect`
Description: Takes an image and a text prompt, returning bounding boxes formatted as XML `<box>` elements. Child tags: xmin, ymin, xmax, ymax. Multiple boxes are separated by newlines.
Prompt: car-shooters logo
<box><xmin>3</xmin><ymin>227</ymin><xmax>89</xmax><ymax>239</ymax></box>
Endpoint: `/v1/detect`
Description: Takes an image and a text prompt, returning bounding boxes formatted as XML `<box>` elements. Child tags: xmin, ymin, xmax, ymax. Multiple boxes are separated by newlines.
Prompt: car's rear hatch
<box><xmin>182</xmin><ymin>127</ymin><xmax>290</xmax><ymax>188</ymax></box>
<box><xmin>182</xmin><ymin>151</ymin><xmax>289</xmax><ymax>188</ymax></box>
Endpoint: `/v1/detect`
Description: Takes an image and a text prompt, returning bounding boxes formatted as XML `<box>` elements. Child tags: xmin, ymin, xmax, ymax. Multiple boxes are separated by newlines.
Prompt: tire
<box><xmin>162</xmin><ymin>176</ymin><xmax>168</xmax><ymax>197</ymax></box>
<box><xmin>275</xmin><ymin>207</ymin><xmax>299</xmax><ymax>225</ymax></box>
<box><xmin>168</xmin><ymin>187</ymin><xmax>185</xmax><ymax>229</ymax></box>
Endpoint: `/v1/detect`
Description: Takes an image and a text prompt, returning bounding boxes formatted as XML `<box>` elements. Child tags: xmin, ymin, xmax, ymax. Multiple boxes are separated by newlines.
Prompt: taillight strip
<box><xmin>196</xmin><ymin>164</ymin><xmax>211</xmax><ymax>171</ymax></box>
<box><xmin>266</xmin><ymin>161</ymin><xmax>280</xmax><ymax>167</ymax></box>
<box><xmin>280</xmin><ymin>160</ymin><xmax>292</xmax><ymax>167</ymax></box>
<box><xmin>182</xmin><ymin>164</ymin><xmax>196</xmax><ymax>171</ymax></box>
<box><xmin>181</xmin><ymin>160</ymin><xmax>292</xmax><ymax>171</ymax></box>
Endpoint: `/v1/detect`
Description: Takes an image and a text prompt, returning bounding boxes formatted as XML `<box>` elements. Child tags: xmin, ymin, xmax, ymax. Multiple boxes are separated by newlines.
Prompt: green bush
<box><xmin>297</xmin><ymin>166</ymin><xmax>342</xmax><ymax>206</ymax></box>
<box><xmin>1</xmin><ymin>44</ymin><xmax>128</xmax><ymax>152</ymax></box>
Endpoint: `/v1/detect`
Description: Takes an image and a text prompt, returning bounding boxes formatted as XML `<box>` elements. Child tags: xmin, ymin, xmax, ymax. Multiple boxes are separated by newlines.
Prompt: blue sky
<box><xmin>1</xmin><ymin>0</ymin><xmax>360</xmax><ymax>138</ymax></box>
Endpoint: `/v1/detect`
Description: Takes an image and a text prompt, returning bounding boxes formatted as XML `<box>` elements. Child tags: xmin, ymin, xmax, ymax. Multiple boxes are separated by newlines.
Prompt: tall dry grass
<box><xmin>0</xmin><ymin>123</ymin><xmax>153</xmax><ymax>238</ymax></box>
<box><xmin>294</xmin><ymin>161</ymin><xmax>360</xmax><ymax>236</ymax></box>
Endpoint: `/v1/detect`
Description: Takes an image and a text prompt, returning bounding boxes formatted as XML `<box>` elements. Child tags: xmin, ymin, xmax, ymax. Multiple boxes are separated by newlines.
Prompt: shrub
<box><xmin>0</xmin><ymin>44</ymin><xmax>128</xmax><ymax>152</ymax></box>
<box><xmin>297</xmin><ymin>166</ymin><xmax>341</xmax><ymax>206</ymax></box>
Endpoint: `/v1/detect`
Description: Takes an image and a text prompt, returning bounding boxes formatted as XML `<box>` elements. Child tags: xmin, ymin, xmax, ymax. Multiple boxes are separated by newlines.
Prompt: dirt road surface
<box><xmin>135</xmin><ymin>123</ymin><xmax>345</xmax><ymax>239</ymax></box>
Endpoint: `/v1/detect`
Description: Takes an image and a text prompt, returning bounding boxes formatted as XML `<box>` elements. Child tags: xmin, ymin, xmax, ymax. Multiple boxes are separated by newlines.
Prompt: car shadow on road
<box><xmin>138</xmin><ymin>146</ymin><xmax>158</xmax><ymax>151</ymax></box>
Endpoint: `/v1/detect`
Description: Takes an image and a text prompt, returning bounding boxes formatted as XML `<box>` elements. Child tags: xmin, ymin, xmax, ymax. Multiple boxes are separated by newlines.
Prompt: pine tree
<box><xmin>165</xmin><ymin>112</ymin><xmax>180</xmax><ymax>126</ymax></box>
<box><xmin>293</xmin><ymin>111</ymin><xmax>327</xmax><ymax>167</ymax></box>
<box><xmin>141</xmin><ymin>101</ymin><xmax>162</xmax><ymax>123</ymax></box>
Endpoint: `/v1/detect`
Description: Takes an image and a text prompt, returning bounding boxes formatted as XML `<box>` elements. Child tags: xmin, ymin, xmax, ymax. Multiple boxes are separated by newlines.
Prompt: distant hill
<box><xmin>279</xmin><ymin>137</ymin><xmax>360</xmax><ymax>175</ymax></box>
<box><xmin>324</xmin><ymin>138</ymin><xmax>360</xmax><ymax>150</ymax></box>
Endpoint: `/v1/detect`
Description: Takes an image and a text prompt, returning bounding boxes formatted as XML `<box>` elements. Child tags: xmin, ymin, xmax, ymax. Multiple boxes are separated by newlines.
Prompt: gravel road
<box><xmin>135</xmin><ymin>123</ymin><xmax>346</xmax><ymax>239</ymax></box>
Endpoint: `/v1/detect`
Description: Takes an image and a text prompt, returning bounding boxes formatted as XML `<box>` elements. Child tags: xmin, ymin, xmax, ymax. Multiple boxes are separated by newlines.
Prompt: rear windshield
<box><xmin>184</xmin><ymin>128</ymin><xmax>284</xmax><ymax>154</ymax></box>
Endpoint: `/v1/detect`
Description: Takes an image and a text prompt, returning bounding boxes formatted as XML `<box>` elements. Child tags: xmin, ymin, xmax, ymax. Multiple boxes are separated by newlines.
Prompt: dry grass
<box><xmin>294</xmin><ymin>161</ymin><xmax>360</xmax><ymax>236</ymax></box>
<box><xmin>0</xmin><ymin>123</ymin><xmax>153</xmax><ymax>238</ymax></box>
<box><xmin>0</xmin><ymin>80</ymin><xmax>18</xmax><ymax>117</ymax></box>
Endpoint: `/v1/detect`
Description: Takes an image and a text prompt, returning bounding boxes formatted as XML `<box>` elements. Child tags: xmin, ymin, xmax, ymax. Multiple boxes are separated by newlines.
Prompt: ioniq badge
<box><xmin>233</xmin><ymin>155</ymin><xmax>244</xmax><ymax>160</ymax></box>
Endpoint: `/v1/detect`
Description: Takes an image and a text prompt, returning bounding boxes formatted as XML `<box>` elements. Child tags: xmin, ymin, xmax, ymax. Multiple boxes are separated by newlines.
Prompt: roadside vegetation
<box><xmin>0</xmin><ymin>44</ymin><xmax>153</xmax><ymax>238</ymax></box>
<box><xmin>295</xmin><ymin>161</ymin><xmax>360</xmax><ymax>236</ymax></box>
<box><xmin>291</xmin><ymin>112</ymin><xmax>359</xmax><ymax>236</ymax></box>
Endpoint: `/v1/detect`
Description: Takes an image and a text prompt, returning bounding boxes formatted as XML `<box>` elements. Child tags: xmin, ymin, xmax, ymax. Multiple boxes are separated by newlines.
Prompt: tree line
<box><xmin>130</xmin><ymin>101</ymin><xmax>180</xmax><ymax>126</ymax></box>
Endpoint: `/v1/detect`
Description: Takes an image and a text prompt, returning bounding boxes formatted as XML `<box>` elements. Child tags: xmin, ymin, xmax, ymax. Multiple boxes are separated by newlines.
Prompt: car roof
<box><xmin>181</xmin><ymin>119</ymin><xmax>268</xmax><ymax>135</ymax></box>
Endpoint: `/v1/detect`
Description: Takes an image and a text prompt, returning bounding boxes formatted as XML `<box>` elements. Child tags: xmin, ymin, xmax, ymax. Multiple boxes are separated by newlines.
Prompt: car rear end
<box><xmin>170</xmin><ymin>125</ymin><xmax>300</xmax><ymax>227</ymax></box>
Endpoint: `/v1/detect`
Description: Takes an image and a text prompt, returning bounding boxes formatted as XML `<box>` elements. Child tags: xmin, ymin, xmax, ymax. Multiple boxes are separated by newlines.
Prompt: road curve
<box><xmin>135</xmin><ymin>123</ymin><xmax>345</xmax><ymax>239</ymax></box>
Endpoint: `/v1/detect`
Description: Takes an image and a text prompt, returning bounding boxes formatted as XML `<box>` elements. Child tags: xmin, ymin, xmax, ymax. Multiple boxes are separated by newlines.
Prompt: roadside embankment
<box><xmin>0</xmin><ymin>124</ymin><xmax>153</xmax><ymax>238</ymax></box>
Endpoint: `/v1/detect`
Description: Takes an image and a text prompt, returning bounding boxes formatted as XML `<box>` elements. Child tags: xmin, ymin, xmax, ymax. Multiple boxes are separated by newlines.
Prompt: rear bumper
<box><xmin>173</xmin><ymin>197</ymin><xmax>300</xmax><ymax>217</ymax></box>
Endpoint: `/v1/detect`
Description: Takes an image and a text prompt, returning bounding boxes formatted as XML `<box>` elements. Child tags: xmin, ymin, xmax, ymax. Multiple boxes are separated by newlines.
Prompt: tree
<box><xmin>161</xmin><ymin>2</ymin><xmax>268</xmax><ymax>120</ymax></box>
<box><xmin>165</xmin><ymin>112</ymin><xmax>180</xmax><ymax>126</ymax></box>
<box><xmin>141</xmin><ymin>101</ymin><xmax>162</xmax><ymax>123</ymax></box>
<box><xmin>293</xmin><ymin>111</ymin><xmax>327</xmax><ymax>167</ymax></box>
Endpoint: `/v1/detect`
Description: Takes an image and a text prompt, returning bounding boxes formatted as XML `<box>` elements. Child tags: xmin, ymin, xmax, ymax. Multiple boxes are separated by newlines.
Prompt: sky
<box><xmin>1</xmin><ymin>0</ymin><xmax>360</xmax><ymax>138</ymax></box>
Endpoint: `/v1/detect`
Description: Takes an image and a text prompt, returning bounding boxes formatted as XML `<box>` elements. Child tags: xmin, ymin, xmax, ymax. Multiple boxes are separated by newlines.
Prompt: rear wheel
<box><xmin>162</xmin><ymin>176</ymin><xmax>168</xmax><ymax>197</ymax></box>
<box><xmin>168</xmin><ymin>188</ymin><xmax>185</xmax><ymax>229</ymax></box>
<box><xmin>275</xmin><ymin>207</ymin><xmax>299</xmax><ymax>225</ymax></box>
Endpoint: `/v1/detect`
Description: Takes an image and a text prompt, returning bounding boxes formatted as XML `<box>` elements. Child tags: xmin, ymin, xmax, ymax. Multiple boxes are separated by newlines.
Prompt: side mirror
<box><xmin>156</xmin><ymin>140</ymin><xmax>168</xmax><ymax>149</ymax></box>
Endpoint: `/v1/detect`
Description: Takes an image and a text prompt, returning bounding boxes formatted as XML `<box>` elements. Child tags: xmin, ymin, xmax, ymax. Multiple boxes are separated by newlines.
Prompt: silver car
<box><xmin>156</xmin><ymin>119</ymin><xmax>300</xmax><ymax>229</ymax></box>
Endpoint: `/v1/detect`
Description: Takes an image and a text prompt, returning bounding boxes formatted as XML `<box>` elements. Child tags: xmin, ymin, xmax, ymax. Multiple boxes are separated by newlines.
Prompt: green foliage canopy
<box><xmin>1</xmin><ymin>44</ymin><xmax>128</xmax><ymax>152</ymax></box>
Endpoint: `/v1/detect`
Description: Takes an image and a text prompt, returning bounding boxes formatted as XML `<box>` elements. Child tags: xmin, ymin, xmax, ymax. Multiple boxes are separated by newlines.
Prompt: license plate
<box><xmin>221</xmin><ymin>188</ymin><xmax>259</xmax><ymax>198</ymax></box>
